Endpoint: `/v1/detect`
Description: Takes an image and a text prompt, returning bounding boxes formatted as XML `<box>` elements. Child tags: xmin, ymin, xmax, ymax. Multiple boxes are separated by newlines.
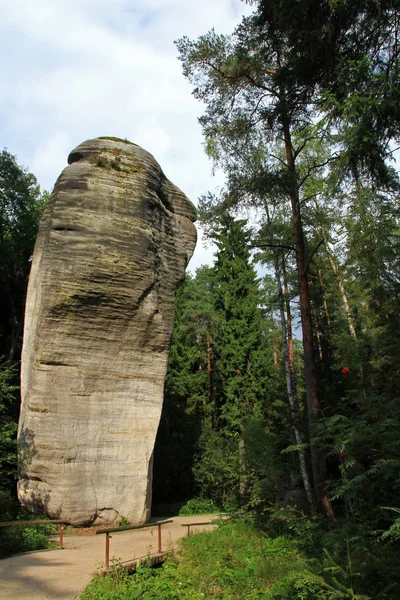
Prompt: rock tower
<box><xmin>17</xmin><ymin>137</ymin><xmax>197</xmax><ymax>526</ymax></box>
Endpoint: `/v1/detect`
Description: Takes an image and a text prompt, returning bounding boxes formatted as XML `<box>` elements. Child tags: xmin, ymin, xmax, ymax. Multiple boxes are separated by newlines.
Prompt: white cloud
<box><xmin>0</xmin><ymin>0</ymin><xmax>253</xmax><ymax>269</ymax></box>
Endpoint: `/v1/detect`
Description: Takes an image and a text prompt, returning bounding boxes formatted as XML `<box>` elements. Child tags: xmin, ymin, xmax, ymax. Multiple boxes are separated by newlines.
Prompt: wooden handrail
<box><xmin>0</xmin><ymin>519</ymin><xmax>66</xmax><ymax>527</ymax></box>
<box><xmin>181</xmin><ymin>519</ymin><xmax>218</xmax><ymax>536</ymax></box>
<box><xmin>0</xmin><ymin>519</ymin><xmax>67</xmax><ymax>548</ymax></box>
<box><xmin>95</xmin><ymin>518</ymin><xmax>173</xmax><ymax>535</ymax></box>
<box><xmin>180</xmin><ymin>520</ymin><xmax>216</xmax><ymax>527</ymax></box>
<box><xmin>96</xmin><ymin>519</ymin><xmax>174</xmax><ymax>568</ymax></box>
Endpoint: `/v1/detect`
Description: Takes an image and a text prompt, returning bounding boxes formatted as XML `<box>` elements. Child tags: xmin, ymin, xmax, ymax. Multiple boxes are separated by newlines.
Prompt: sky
<box><xmin>0</xmin><ymin>0</ymin><xmax>253</xmax><ymax>272</ymax></box>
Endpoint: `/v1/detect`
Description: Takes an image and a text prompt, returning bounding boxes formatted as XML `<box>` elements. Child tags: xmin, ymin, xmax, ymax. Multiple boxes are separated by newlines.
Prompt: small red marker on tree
<box><xmin>341</xmin><ymin>366</ymin><xmax>350</xmax><ymax>375</ymax></box>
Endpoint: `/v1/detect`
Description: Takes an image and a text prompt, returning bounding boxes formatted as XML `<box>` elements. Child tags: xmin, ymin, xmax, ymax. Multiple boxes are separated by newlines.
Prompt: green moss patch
<box><xmin>98</xmin><ymin>137</ymin><xmax>137</xmax><ymax>145</ymax></box>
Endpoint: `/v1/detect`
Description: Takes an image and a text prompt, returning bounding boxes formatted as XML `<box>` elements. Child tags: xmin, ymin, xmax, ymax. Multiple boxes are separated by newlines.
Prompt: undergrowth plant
<box><xmin>80</xmin><ymin>520</ymin><xmax>332</xmax><ymax>599</ymax></box>
<box><xmin>0</xmin><ymin>519</ymin><xmax>57</xmax><ymax>558</ymax></box>
<box><xmin>178</xmin><ymin>497</ymin><xmax>221</xmax><ymax>516</ymax></box>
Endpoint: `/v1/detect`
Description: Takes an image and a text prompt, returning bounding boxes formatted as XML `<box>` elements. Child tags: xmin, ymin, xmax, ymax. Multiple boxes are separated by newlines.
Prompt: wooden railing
<box><xmin>0</xmin><ymin>517</ymin><xmax>220</xmax><ymax>569</ymax></box>
<box><xmin>96</xmin><ymin>519</ymin><xmax>173</xmax><ymax>569</ymax></box>
<box><xmin>180</xmin><ymin>520</ymin><xmax>217</xmax><ymax>537</ymax></box>
<box><xmin>0</xmin><ymin>519</ymin><xmax>67</xmax><ymax>548</ymax></box>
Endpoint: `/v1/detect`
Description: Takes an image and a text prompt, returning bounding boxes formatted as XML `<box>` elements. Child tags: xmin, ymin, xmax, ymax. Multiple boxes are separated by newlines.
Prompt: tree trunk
<box><xmin>312</xmin><ymin>305</ymin><xmax>324</xmax><ymax>360</ymax></box>
<box><xmin>326</xmin><ymin>248</ymin><xmax>357</xmax><ymax>340</ymax></box>
<box><xmin>8</xmin><ymin>317</ymin><xmax>23</xmax><ymax>362</ymax></box>
<box><xmin>281</xmin><ymin>258</ymin><xmax>297</xmax><ymax>392</ymax></box>
<box><xmin>239</xmin><ymin>438</ymin><xmax>246</xmax><ymax>499</ymax></box>
<box><xmin>283</xmin><ymin>123</ymin><xmax>332</xmax><ymax>515</ymax></box>
<box><xmin>206</xmin><ymin>334</ymin><xmax>212</xmax><ymax>400</ymax></box>
<box><xmin>275</xmin><ymin>257</ymin><xmax>314</xmax><ymax>507</ymax></box>
<box><xmin>272</xmin><ymin>336</ymin><xmax>280</xmax><ymax>372</ymax></box>
<box><xmin>318</xmin><ymin>268</ymin><xmax>333</xmax><ymax>339</ymax></box>
<box><xmin>262</xmin><ymin>201</ymin><xmax>313</xmax><ymax>506</ymax></box>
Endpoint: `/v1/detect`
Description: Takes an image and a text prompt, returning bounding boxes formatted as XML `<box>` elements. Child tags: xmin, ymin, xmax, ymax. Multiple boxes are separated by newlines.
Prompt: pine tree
<box><xmin>177</xmin><ymin>15</ymin><xmax>335</xmax><ymax>512</ymax></box>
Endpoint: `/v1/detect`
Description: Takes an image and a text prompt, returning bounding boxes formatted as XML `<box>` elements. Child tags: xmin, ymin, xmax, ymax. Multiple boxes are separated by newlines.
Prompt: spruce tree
<box><xmin>211</xmin><ymin>215</ymin><xmax>266</xmax><ymax>434</ymax></box>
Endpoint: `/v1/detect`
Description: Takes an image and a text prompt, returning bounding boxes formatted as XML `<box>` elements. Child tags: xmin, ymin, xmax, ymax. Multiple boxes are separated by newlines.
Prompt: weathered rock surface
<box><xmin>17</xmin><ymin>137</ymin><xmax>197</xmax><ymax>526</ymax></box>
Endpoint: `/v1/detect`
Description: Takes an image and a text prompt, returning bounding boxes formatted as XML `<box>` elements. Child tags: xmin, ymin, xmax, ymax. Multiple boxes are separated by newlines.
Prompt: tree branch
<box><xmin>251</xmin><ymin>243</ymin><xmax>297</xmax><ymax>253</ymax></box>
<box><xmin>297</xmin><ymin>155</ymin><xmax>339</xmax><ymax>190</ymax></box>
<box><xmin>270</xmin><ymin>153</ymin><xmax>288</xmax><ymax>169</ymax></box>
<box><xmin>202</xmin><ymin>59</ymin><xmax>280</xmax><ymax>97</ymax></box>
<box><xmin>293</xmin><ymin>136</ymin><xmax>319</xmax><ymax>160</ymax></box>
<box><xmin>303</xmin><ymin>239</ymin><xmax>325</xmax><ymax>275</ymax></box>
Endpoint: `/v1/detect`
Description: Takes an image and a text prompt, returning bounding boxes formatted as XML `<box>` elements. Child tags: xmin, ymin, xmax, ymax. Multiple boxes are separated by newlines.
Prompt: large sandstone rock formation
<box><xmin>17</xmin><ymin>137</ymin><xmax>197</xmax><ymax>526</ymax></box>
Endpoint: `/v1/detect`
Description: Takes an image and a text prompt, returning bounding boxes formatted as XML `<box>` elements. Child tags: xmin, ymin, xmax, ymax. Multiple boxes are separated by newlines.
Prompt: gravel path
<box><xmin>0</xmin><ymin>515</ymin><xmax>219</xmax><ymax>600</ymax></box>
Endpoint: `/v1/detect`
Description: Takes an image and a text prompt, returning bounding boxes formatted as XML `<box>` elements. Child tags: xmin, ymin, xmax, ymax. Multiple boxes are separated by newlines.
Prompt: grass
<box><xmin>80</xmin><ymin>520</ymin><xmax>316</xmax><ymax>599</ymax></box>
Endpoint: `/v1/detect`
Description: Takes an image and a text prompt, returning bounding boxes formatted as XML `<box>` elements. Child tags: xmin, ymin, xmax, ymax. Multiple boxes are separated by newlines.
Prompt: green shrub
<box><xmin>178</xmin><ymin>497</ymin><xmax>220</xmax><ymax>516</ymax></box>
<box><xmin>81</xmin><ymin>521</ymin><xmax>316</xmax><ymax>599</ymax></box>
<box><xmin>0</xmin><ymin>520</ymin><xmax>57</xmax><ymax>558</ymax></box>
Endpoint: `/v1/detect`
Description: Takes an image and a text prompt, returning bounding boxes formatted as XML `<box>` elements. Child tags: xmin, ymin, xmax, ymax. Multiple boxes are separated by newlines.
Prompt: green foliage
<box><xmin>211</xmin><ymin>216</ymin><xmax>269</xmax><ymax>431</ymax></box>
<box><xmin>156</xmin><ymin>5</ymin><xmax>400</xmax><ymax>594</ymax></box>
<box><xmin>152</xmin><ymin>273</ymin><xmax>213</xmax><ymax>504</ymax></box>
<box><xmin>81</xmin><ymin>515</ymin><xmax>400</xmax><ymax>599</ymax></box>
<box><xmin>81</xmin><ymin>521</ymin><xmax>315</xmax><ymax>599</ymax></box>
<box><xmin>265</xmin><ymin>507</ymin><xmax>400</xmax><ymax>598</ymax></box>
<box><xmin>0</xmin><ymin>150</ymin><xmax>47</xmax><ymax>554</ymax></box>
<box><xmin>0</xmin><ymin>359</ymin><xmax>18</xmax><ymax>489</ymax></box>
<box><xmin>0</xmin><ymin>522</ymin><xmax>57</xmax><ymax>559</ymax></box>
<box><xmin>0</xmin><ymin>492</ymin><xmax>57</xmax><ymax>558</ymax></box>
<box><xmin>253</xmin><ymin>0</ymin><xmax>400</xmax><ymax>182</ymax></box>
<box><xmin>178</xmin><ymin>497</ymin><xmax>220</xmax><ymax>516</ymax></box>
<box><xmin>192</xmin><ymin>428</ymin><xmax>240</xmax><ymax>507</ymax></box>
<box><xmin>154</xmin><ymin>221</ymin><xmax>280</xmax><ymax>508</ymax></box>
<box><xmin>0</xmin><ymin>149</ymin><xmax>46</xmax><ymax>474</ymax></box>
<box><xmin>0</xmin><ymin>149</ymin><xmax>46</xmax><ymax>359</ymax></box>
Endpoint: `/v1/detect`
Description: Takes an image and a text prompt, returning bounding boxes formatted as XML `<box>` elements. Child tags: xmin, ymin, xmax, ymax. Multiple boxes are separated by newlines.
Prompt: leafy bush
<box><xmin>0</xmin><ymin>519</ymin><xmax>57</xmax><ymax>558</ymax></box>
<box><xmin>265</xmin><ymin>506</ymin><xmax>400</xmax><ymax>598</ymax></box>
<box><xmin>192</xmin><ymin>428</ymin><xmax>240</xmax><ymax>507</ymax></box>
<box><xmin>178</xmin><ymin>497</ymin><xmax>220</xmax><ymax>516</ymax></box>
<box><xmin>0</xmin><ymin>491</ymin><xmax>58</xmax><ymax>558</ymax></box>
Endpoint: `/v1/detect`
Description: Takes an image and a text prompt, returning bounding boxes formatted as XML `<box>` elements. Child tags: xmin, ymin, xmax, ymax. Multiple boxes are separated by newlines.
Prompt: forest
<box><xmin>2</xmin><ymin>0</ymin><xmax>400</xmax><ymax>597</ymax></box>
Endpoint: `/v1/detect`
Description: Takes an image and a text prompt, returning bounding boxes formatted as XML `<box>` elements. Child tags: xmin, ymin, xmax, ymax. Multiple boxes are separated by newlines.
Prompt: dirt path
<box><xmin>0</xmin><ymin>515</ymin><xmax>219</xmax><ymax>600</ymax></box>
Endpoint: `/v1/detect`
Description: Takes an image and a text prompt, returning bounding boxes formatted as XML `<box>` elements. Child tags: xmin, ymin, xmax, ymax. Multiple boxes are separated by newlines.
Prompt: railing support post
<box><xmin>157</xmin><ymin>523</ymin><xmax>162</xmax><ymax>553</ymax></box>
<box><xmin>105</xmin><ymin>532</ymin><xmax>111</xmax><ymax>568</ymax></box>
<box><xmin>59</xmin><ymin>524</ymin><xmax>64</xmax><ymax>549</ymax></box>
